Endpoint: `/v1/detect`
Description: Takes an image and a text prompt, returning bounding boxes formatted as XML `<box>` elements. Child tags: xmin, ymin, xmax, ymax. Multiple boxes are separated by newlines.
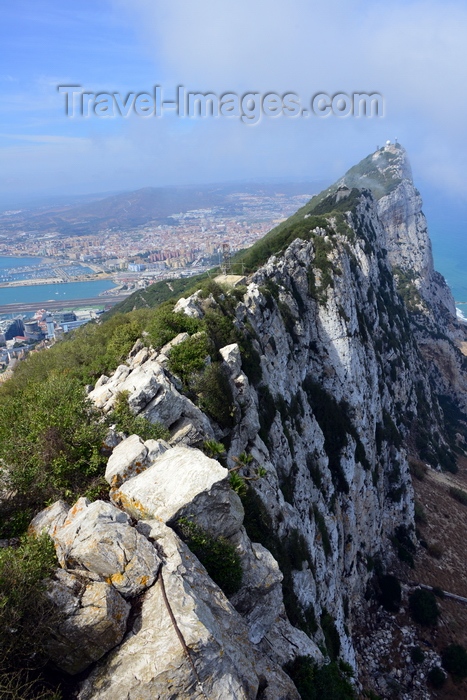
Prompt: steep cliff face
<box><xmin>339</xmin><ymin>143</ymin><xmax>456</xmax><ymax>318</ymax></box>
<box><xmin>31</xmin><ymin>147</ymin><xmax>467</xmax><ymax>699</ymax></box>
<box><xmin>338</xmin><ymin>144</ymin><xmax>467</xmax><ymax>413</ymax></box>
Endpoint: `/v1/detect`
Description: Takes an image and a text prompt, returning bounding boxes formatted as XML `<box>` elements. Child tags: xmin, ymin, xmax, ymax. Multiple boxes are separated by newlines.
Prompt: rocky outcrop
<box><xmin>49</xmin><ymin>498</ymin><xmax>161</xmax><ymax>597</ymax></box>
<box><xmin>112</xmin><ymin>445</ymin><xmax>244</xmax><ymax>538</ymax></box>
<box><xmin>88</xmin><ymin>354</ymin><xmax>214</xmax><ymax>446</ymax></box>
<box><xmin>375</xmin><ymin>147</ymin><xmax>456</xmax><ymax>317</ymax></box>
<box><xmin>46</xmin><ymin>569</ymin><xmax>130</xmax><ymax>675</ymax></box>
<box><xmin>174</xmin><ymin>291</ymin><xmax>204</xmax><ymax>318</ymax></box>
<box><xmin>104</xmin><ymin>433</ymin><xmax>169</xmax><ymax>488</ymax></box>
<box><xmin>79</xmin><ymin>521</ymin><xmax>300</xmax><ymax>700</ymax></box>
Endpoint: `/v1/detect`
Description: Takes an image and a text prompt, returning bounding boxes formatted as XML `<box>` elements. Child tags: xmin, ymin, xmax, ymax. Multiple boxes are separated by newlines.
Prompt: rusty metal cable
<box><xmin>158</xmin><ymin>566</ymin><xmax>209</xmax><ymax>699</ymax></box>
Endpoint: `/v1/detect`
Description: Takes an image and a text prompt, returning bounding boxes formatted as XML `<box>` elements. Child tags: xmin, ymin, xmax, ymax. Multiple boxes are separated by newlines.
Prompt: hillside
<box><xmin>0</xmin><ymin>181</ymin><xmax>321</xmax><ymax>236</ymax></box>
<box><xmin>2</xmin><ymin>144</ymin><xmax>467</xmax><ymax>699</ymax></box>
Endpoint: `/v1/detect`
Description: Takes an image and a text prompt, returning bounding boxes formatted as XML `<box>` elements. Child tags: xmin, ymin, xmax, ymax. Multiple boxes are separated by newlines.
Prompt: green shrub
<box><xmin>379</xmin><ymin>574</ymin><xmax>401</xmax><ymax>612</ymax></box>
<box><xmin>408</xmin><ymin>589</ymin><xmax>440</xmax><ymax>626</ymax></box>
<box><xmin>442</xmin><ymin>643</ymin><xmax>467</xmax><ymax>678</ymax></box>
<box><xmin>427</xmin><ymin>666</ymin><xmax>446</xmax><ymax>688</ymax></box>
<box><xmin>203</xmin><ymin>308</ymin><xmax>236</xmax><ymax>350</ymax></box>
<box><xmin>167</xmin><ymin>333</ymin><xmax>210</xmax><ymax>384</ymax></box>
<box><xmin>194</xmin><ymin>362</ymin><xmax>236</xmax><ymax>429</ymax></box>
<box><xmin>174</xmin><ymin>518</ymin><xmax>242</xmax><ymax>595</ymax></box>
<box><xmin>147</xmin><ymin>302</ymin><xmax>202</xmax><ymax>348</ymax></box>
<box><xmin>449</xmin><ymin>487</ymin><xmax>467</xmax><ymax>506</ymax></box>
<box><xmin>285</xmin><ymin>656</ymin><xmax>355</xmax><ymax>700</ymax></box>
<box><xmin>0</xmin><ymin>534</ymin><xmax>59</xmax><ymax>696</ymax></box>
<box><xmin>109</xmin><ymin>391</ymin><xmax>170</xmax><ymax>441</ymax></box>
<box><xmin>321</xmin><ymin>611</ymin><xmax>341</xmax><ymax>661</ymax></box>
<box><xmin>202</xmin><ymin>440</ymin><xmax>226</xmax><ymax>459</ymax></box>
<box><xmin>103</xmin><ymin>319</ymin><xmax>143</xmax><ymax>368</ymax></box>
<box><xmin>229</xmin><ymin>471</ymin><xmax>247</xmax><ymax>498</ymax></box>
<box><xmin>0</xmin><ymin>371</ymin><xmax>107</xmax><ymax>536</ymax></box>
<box><xmin>410</xmin><ymin>646</ymin><xmax>425</xmax><ymax>664</ymax></box>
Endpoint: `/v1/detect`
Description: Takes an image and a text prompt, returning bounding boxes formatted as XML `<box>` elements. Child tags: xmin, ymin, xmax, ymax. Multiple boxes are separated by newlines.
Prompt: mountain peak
<box><xmin>338</xmin><ymin>142</ymin><xmax>411</xmax><ymax>200</ymax></box>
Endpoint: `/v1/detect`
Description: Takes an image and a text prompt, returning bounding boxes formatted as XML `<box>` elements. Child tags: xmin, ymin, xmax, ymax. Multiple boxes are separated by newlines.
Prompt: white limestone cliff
<box><xmin>28</xmin><ymin>146</ymin><xmax>467</xmax><ymax>699</ymax></box>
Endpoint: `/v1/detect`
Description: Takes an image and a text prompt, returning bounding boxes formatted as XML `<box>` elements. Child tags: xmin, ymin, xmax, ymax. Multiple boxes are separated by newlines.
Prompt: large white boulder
<box><xmin>111</xmin><ymin>446</ymin><xmax>244</xmax><ymax>538</ymax></box>
<box><xmin>28</xmin><ymin>500</ymin><xmax>69</xmax><ymax>539</ymax></box>
<box><xmin>54</xmin><ymin>498</ymin><xmax>161</xmax><ymax>597</ymax></box>
<box><xmin>105</xmin><ymin>434</ymin><xmax>147</xmax><ymax>487</ymax></box>
<box><xmin>46</xmin><ymin>569</ymin><xmax>130</xmax><ymax>675</ymax></box>
<box><xmin>220</xmin><ymin>343</ymin><xmax>242</xmax><ymax>375</ymax></box>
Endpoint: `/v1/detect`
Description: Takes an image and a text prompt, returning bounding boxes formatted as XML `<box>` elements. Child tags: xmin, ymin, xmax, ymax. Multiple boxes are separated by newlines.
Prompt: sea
<box><xmin>423</xmin><ymin>193</ymin><xmax>467</xmax><ymax>321</ymax></box>
<box><xmin>0</xmin><ymin>256</ymin><xmax>116</xmax><ymax>306</ymax></box>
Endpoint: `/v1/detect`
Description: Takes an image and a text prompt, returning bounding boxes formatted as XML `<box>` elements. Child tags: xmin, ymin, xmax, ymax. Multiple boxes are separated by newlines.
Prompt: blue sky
<box><xmin>2</xmin><ymin>0</ymin><xmax>467</xmax><ymax>206</ymax></box>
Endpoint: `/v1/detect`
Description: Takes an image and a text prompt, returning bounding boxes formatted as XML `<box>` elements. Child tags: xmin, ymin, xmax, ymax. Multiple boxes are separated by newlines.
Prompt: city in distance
<box><xmin>0</xmin><ymin>180</ymin><xmax>326</xmax><ymax>306</ymax></box>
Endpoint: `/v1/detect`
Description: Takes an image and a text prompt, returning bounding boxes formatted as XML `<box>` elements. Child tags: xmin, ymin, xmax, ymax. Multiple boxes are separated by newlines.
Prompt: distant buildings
<box><xmin>0</xmin><ymin>317</ymin><xmax>25</xmax><ymax>341</ymax></box>
<box><xmin>0</xmin><ymin>307</ymin><xmax>101</xmax><ymax>376</ymax></box>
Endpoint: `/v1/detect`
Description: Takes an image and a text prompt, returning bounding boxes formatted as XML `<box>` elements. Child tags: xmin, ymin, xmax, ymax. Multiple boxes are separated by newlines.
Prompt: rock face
<box><xmin>79</xmin><ymin>521</ymin><xmax>300</xmax><ymax>700</ymax></box>
<box><xmin>46</xmin><ymin>569</ymin><xmax>130</xmax><ymax>675</ymax></box>
<box><xmin>52</xmin><ymin>498</ymin><xmax>161</xmax><ymax>597</ymax></box>
<box><xmin>112</xmin><ymin>445</ymin><xmax>244</xmax><ymax>538</ymax></box>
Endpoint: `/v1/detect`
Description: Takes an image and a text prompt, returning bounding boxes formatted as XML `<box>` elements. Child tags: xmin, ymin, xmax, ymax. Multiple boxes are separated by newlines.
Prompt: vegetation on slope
<box><xmin>106</xmin><ymin>271</ymin><xmax>212</xmax><ymax>316</ymax></box>
<box><xmin>0</xmin><ymin>533</ymin><xmax>58</xmax><ymax>699</ymax></box>
<box><xmin>337</xmin><ymin>148</ymin><xmax>402</xmax><ymax>199</ymax></box>
<box><xmin>0</xmin><ymin>279</ymin><xmax>257</xmax><ymax>538</ymax></box>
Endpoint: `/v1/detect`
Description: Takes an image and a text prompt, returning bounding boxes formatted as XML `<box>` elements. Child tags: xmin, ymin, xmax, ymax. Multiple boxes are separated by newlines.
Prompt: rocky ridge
<box><xmin>28</xmin><ymin>145</ymin><xmax>467</xmax><ymax>698</ymax></box>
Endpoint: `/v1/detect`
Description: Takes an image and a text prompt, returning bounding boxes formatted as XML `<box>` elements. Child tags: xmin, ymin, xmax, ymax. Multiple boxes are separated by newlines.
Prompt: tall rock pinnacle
<box><xmin>340</xmin><ymin>143</ymin><xmax>457</xmax><ymax>318</ymax></box>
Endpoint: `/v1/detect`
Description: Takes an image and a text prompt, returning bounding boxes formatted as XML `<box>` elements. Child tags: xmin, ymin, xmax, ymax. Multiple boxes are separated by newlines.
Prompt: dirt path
<box><xmin>425</xmin><ymin>466</ymin><xmax>467</xmax><ymax>494</ymax></box>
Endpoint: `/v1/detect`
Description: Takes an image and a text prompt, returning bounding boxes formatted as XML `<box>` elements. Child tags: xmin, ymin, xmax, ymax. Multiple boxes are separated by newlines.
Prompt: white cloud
<box><xmin>3</xmin><ymin>0</ymin><xmax>467</xmax><ymax>199</ymax></box>
<box><xmin>105</xmin><ymin>0</ymin><xmax>467</xmax><ymax>197</ymax></box>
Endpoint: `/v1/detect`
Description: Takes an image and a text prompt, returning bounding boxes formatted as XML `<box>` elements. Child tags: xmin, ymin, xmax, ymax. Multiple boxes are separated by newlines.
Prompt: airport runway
<box><xmin>0</xmin><ymin>294</ymin><xmax>130</xmax><ymax>316</ymax></box>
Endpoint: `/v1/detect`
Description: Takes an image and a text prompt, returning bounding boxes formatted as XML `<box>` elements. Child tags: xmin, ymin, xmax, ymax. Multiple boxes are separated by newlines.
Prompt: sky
<box><xmin>2</xmin><ymin>0</ymin><xmax>467</xmax><ymax>207</ymax></box>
